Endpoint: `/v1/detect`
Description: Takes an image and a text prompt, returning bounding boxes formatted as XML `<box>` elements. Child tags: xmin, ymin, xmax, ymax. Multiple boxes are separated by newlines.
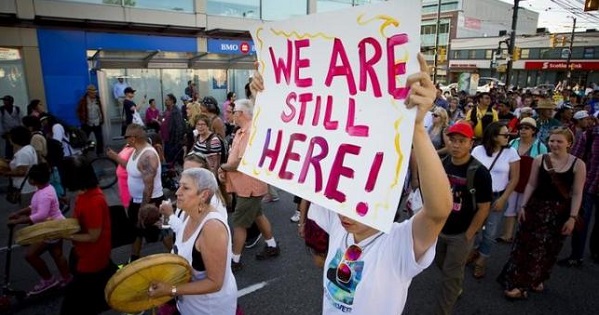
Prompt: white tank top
<box><xmin>175</xmin><ymin>211</ymin><xmax>237</xmax><ymax>315</ymax></box>
<box><xmin>126</xmin><ymin>146</ymin><xmax>163</xmax><ymax>202</ymax></box>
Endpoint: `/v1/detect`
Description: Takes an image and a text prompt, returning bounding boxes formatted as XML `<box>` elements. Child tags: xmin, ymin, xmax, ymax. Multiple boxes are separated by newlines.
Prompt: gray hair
<box><xmin>181</xmin><ymin>168</ymin><xmax>218</xmax><ymax>201</ymax></box>
<box><xmin>235</xmin><ymin>98</ymin><xmax>253</xmax><ymax>117</ymax></box>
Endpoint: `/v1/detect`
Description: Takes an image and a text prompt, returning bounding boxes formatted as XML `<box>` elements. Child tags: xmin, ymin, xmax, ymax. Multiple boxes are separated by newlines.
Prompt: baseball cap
<box><xmin>124</xmin><ymin>87</ymin><xmax>136</xmax><ymax>94</ymax></box>
<box><xmin>573</xmin><ymin>110</ymin><xmax>590</xmax><ymax>120</ymax></box>
<box><xmin>446</xmin><ymin>122</ymin><xmax>474</xmax><ymax>139</ymax></box>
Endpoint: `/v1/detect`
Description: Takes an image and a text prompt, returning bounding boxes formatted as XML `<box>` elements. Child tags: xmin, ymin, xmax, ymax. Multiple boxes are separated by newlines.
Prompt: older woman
<box><xmin>150</xmin><ymin>168</ymin><xmax>237</xmax><ymax>315</ymax></box>
<box><xmin>497</xmin><ymin>118</ymin><xmax>547</xmax><ymax>243</ymax></box>
<box><xmin>498</xmin><ymin>127</ymin><xmax>585</xmax><ymax>299</ymax></box>
<box><xmin>192</xmin><ymin>115</ymin><xmax>222</xmax><ymax>176</ymax></box>
<box><xmin>470</xmin><ymin>121</ymin><xmax>520</xmax><ymax>279</ymax></box>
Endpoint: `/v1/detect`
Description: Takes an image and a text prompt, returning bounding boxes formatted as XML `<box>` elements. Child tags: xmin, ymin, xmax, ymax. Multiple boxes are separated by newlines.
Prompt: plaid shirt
<box><xmin>571</xmin><ymin>127</ymin><xmax>599</xmax><ymax>194</ymax></box>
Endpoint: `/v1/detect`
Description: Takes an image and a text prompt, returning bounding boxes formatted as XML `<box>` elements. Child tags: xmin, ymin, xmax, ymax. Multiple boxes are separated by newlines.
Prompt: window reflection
<box><xmin>0</xmin><ymin>48</ymin><xmax>28</xmax><ymax>114</ymax></box>
<box><xmin>317</xmin><ymin>0</ymin><xmax>386</xmax><ymax>12</ymax></box>
<box><xmin>207</xmin><ymin>0</ymin><xmax>260</xmax><ymax>18</ymax></box>
<box><xmin>50</xmin><ymin>0</ymin><xmax>194</xmax><ymax>13</ymax></box>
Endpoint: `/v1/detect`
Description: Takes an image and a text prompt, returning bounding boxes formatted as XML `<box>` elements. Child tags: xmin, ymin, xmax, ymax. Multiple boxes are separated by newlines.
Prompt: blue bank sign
<box><xmin>207</xmin><ymin>39</ymin><xmax>256</xmax><ymax>55</ymax></box>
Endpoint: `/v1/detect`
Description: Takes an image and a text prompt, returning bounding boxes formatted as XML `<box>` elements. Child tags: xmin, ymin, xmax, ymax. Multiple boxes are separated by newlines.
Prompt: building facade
<box><xmin>448</xmin><ymin>31</ymin><xmax>599</xmax><ymax>89</ymax></box>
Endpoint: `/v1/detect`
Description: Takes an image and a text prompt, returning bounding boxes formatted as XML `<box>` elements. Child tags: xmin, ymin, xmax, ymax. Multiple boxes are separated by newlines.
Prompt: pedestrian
<box><xmin>1</xmin><ymin>95</ymin><xmax>23</xmax><ymax>159</ymax></box>
<box><xmin>77</xmin><ymin>84</ymin><xmax>105</xmax><ymax>155</ymax></box>
<box><xmin>497</xmin><ymin>127</ymin><xmax>585</xmax><ymax>299</ymax></box>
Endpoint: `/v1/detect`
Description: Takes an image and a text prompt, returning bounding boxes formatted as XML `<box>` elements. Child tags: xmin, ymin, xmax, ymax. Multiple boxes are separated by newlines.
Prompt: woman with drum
<box><xmin>149</xmin><ymin>168</ymin><xmax>237</xmax><ymax>315</ymax></box>
<box><xmin>59</xmin><ymin>155</ymin><xmax>116</xmax><ymax>315</ymax></box>
<box><xmin>7</xmin><ymin>163</ymin><xmax>72</xmax><ymax>295</ymax></box>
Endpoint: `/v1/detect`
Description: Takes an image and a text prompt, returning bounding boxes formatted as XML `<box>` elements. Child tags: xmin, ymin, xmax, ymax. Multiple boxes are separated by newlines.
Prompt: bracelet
<box><xmin>569</xmin><ymin>214</ymin><xmax>578</xmax><ymax>219</ymax></box>
<box><xmin>171</xmin><ymin>286</ymin><xmax>177</xmax><ymax>297</ymax></box>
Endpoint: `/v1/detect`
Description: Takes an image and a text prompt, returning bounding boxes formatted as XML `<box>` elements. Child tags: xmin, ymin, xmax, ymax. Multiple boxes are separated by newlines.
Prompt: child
<box><xmin>7</xmin><ymin>163</ymin><xmax>72</xmax><ymax>295</ymax></box>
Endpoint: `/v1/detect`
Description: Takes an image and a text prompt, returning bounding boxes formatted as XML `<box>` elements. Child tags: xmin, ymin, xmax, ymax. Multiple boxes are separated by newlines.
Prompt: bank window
<box><xmin>0</xmin><ymin>48</ymin><xmax>29</xmax><ymax>113</ymax></box>
<box><xmin>54</xmin><ymin>0</ymin><xmax>195</xmax><ymax>12</ymax></box>
<box><xmin>584</xmin><ymin>47</ymin><xmax>594</xmax><ymax>59</ymax></box>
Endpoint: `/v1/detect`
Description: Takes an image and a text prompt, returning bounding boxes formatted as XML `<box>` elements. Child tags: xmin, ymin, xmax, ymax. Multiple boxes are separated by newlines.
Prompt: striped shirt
<box><xmin>192</xmin><ymin>134</ymin><xmax>221</xmax><ymax>156</ymax></box>
<box><xmin>571</xmin><ymin>127</ymin><xmax>599</xmax><ymax>194</ymax></box>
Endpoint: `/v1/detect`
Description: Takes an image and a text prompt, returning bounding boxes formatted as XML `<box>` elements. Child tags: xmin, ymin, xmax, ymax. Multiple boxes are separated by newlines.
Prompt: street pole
<box><xmin>505</xmin><ymin>0</ymin><xmax>520</xmax><ymax>90</ymax></box>
<box><xmin>433</xmin><ymin>0</ymin><xmax>442</xmax><ymax>83</ymax></box>
<box><xmin>565</xmin><ymin>17</ymin><xmax>576</xmax><ymax>89</ymax></box>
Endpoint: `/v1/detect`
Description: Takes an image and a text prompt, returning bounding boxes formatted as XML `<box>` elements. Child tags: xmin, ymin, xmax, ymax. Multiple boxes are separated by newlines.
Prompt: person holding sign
<box><xmin>250</xmin><ymin>53</ymin><xmax>452</xmax><ymax>315</ymax></box>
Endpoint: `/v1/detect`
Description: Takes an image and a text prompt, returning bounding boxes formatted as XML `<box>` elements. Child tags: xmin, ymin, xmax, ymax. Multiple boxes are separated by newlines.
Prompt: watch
<box><xmin>171</xmin><ymin>286</ymin><xmax>177</xmax><ymax>297</ymax></box>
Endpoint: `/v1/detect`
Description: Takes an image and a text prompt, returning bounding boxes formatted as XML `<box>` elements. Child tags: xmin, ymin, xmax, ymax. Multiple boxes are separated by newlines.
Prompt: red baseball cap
<box><xmin>446</xmin><ymin>122</ymin><xmax>474</xmax><ymax>139</ymax></box>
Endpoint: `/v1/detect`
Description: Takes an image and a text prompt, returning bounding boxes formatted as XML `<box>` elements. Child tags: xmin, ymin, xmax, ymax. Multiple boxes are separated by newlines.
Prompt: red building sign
<box><xmin>525</xmin><ymin>61</ymin><xmax>599</xmax><ymax>71</ymax></box>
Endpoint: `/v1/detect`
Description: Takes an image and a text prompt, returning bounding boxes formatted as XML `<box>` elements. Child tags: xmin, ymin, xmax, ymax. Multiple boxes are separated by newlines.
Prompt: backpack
<box><xmin>206</xmin><ymin>133</ymin><xmax>229</xmax><ymax>164</ymax></box>
<box><xmin>45</xmin><ymin>138</ymin><xmax>65</xmax><ymax>168</ymax></box>
<box><xmin>443</xmin><ymin>156</ymin><xmax>484</xmax><ymax>209</ymax></box>
<box><xmin>63</xmin><ymin>126</ymin><xmax>88</xmax><ymax>149</ymax></box>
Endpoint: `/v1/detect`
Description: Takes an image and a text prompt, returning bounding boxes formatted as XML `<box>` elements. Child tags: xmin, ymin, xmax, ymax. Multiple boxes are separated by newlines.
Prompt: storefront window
<box><xmin>207</xmin><ymin>0</ymin><xmax>261</xmax><ymax>18</ymax></box>
<box><xmin>51</xmin><ymin>0</ymin><xmax>194</xmax><ymax>12</ymax></box>
<box><xmin>520</xmin><ymin>49</ymin><xmax>530</xmax><ymax>59</ymax></box>
<box><xmin>0</xmin><ymin>48</ymin><xmax>28</xmax><ymax>113</ymax></box>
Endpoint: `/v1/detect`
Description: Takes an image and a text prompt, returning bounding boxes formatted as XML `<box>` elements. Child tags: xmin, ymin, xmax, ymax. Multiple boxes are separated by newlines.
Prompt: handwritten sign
<box><xmin>241</xmin><ymin>1</ymin><xmax>421</xmax><ymax>232</ymax></box>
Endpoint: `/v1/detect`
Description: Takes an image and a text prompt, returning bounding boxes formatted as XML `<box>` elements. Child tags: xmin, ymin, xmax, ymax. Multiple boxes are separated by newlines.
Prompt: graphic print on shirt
<box><xmin>324</xmin><ymin>248</ymin><xmax>364</xmax><ymax>310</ymax></box>
<box><xmin>447</xmin><ymin>174</ymin><xmax>467</xmax><ymax>212</ymax></box>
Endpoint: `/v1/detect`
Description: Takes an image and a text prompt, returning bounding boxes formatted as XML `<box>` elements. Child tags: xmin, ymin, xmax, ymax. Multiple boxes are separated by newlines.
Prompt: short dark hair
<box><xmin>9</xmin><ymin>126</ymin><xmax>31</xmax><ymax>147</ymax></box>
<box><xmin>28</xmin><ymin>163</ymin><xmax>51</xmax><ymax>185</ymax></box>
<box><xmin>167</xmin><ymin>93</ymin><xmax>177</xmax><ymax>104</ymax></box>
<box><xmin>227</xmin><ymin>91</ymin><xmax>235</xmax><ymax>100</ymax></box>
<box><xmin>149</xmin><ymin>98</ymin><xmax>155</xmax><ymax>104</ymax></box>
<box><xmin>22</xmin><ymin>115</ymin><xmax>42</xmax><ymax>131</ymax></box>
<box><xmin>61</xmin><ymin>156</ymin><xmax>99</xmax><ymax>191</ymax></box>
<box><xmin>481</xmin><ymin>121</ymin><xmax>507</xmax><ymax>157</ymax></box>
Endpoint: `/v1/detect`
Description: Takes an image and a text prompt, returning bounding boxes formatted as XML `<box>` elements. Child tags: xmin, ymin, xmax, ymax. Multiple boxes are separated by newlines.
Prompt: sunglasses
<box><xmin>336</xmin><ymin>244</ymin><xmax>362</xmax><ymax>284</ymax></box>
<box><xmin>497</xmin><ymin>133</ymin><xmax>510</xmax><ymax>138</ymax></box>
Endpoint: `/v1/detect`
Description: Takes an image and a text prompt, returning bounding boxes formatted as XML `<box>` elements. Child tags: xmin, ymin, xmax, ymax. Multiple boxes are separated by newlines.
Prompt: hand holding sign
<box><xmin>405</xmin><ymin>53</ymin><xmax>436</xmax><ymax>126</ymax></box>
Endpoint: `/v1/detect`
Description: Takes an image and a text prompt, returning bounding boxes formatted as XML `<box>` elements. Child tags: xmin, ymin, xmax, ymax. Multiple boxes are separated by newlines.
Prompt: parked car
<box><xmin>477</xmin><ymin>77</ymin><xmax>505</xmax><ymax>93</ymax></box>
<box><xmin>440</xmin><ymin>83</ymin><xmax>458</xmax><ymax>94</ymax></box>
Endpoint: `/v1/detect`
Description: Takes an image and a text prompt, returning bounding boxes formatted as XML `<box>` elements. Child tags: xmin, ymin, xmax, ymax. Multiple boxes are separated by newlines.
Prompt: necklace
<box><xmin>345</xmin><ymin>231</ymin><xmax>384</xmax><ymax>252</ymax></box>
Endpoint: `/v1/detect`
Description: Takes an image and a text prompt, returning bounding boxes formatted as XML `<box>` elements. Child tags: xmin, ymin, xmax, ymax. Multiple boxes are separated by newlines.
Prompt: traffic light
<box><xmin>512</xmin><ymin>47</ymin><xmax>521</xmax><ymax>61</ymax></box>
<box><xmin>438</xmin><ymin>47</ymin><xmax>446</xmax><ymax>63</ymax></box>
<box><xmin>560</xmin><ymin>36</ymin><xmax>567</xmax><ymax>47</ymax></box>
<box><xmin>549</xmin><ymin>34</ymin><xmax>556</xmax><ymax>48</ymax></box>
<box><xmin>585</xmin><ymin>0</ymin><xmax>599</xmax><ymax>12</ymax></box>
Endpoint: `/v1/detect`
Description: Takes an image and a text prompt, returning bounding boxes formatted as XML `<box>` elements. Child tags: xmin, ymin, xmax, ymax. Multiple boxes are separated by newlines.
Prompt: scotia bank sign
<box><xmin>525</xmin><ymin>61</ymin><xmax>599</xmax><ymax>71</ymax></box>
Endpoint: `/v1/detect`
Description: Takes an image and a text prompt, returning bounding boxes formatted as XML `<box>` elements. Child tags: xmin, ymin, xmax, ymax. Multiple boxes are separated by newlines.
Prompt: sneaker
<box><xmin>290</xmin><ymin>211</ymin><xmax>301</xmax><ymax>223</ymax></box>
<box><xmin>256</xmin><ymin>245</ymin><xmax>280</xmax><ymax>260</ymax></box>
<box><xmin>60</xmin><ymin>275</ymin><xmax>74</xmax><ymax>288</ymax></box>
<box><xmin>557</xmin><ymin>257</ymin><xmax>583</xmax><ymax>267</ymax></box>
<box><xmin>245</xmin><ymin>233</ymin><xmax>262</xmax><ymax>249</ymax></box>
<box><xmin>28</xmin><ymin>277</ymin><xmax>60</xmax><ymax>295</ymax></box>
<box><xmin>231</xmin><ymin>260</ymin><xmax>243</xmax><ymax>273</ymax></box>
<box><xmin>270</xmin><ymin>197</ymin><xmax>280</xmax><ymax>202</ymax></box>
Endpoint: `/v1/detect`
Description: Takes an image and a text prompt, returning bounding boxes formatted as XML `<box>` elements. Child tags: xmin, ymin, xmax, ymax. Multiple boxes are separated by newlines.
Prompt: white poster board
<box><xmin>241</xmin><ymin>1</ymin><xmax>422</xmax><ymax>232</ymax></box>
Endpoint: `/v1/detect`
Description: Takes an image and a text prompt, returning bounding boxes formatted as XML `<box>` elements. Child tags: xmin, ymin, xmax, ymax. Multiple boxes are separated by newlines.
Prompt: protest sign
<box><xmin>241</xmin><ymin>1</ymin><xmax>421</xmax><ymax>232</ymax></box>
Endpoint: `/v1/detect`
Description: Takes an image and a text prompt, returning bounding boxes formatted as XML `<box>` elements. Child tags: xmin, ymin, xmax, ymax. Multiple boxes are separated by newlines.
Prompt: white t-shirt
<box><xmin>52</xmin><ymin>123</ymin><xmax>81</xmax><ymax>156</ymax></box>
<box><xmin>10</xmin><ymin>145</ymin><xmax>38</xmax><ymax>194</ymax></box>
<box><xmin>308</xmin><ymin>204</ymin><xmax>435</xmax><ymax>315</ymax></box>
<box><xmin>471</xmin><ymin>145</ymin><xmax>520</xmax><ymax>192</ymax></box>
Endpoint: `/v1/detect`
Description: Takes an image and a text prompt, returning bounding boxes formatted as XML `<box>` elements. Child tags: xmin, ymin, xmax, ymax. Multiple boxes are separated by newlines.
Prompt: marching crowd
<box><xmin>2</xmin><ymin>55</ymin><xmax>599</xmax><ymax>315</ymax></box>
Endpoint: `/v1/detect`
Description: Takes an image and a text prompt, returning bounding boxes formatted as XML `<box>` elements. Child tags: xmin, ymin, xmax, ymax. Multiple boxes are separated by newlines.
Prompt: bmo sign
<box><xmin>207</xmin><ymin>39</ymin><xmax>256</xmax><ymax>55</ymax></box>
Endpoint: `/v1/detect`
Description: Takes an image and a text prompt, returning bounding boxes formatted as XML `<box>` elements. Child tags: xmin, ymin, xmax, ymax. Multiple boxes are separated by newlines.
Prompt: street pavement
<box><xmin>0</xmin><ymin>185</ymin><xmax>598</xmax><ymax>315</ymax></box>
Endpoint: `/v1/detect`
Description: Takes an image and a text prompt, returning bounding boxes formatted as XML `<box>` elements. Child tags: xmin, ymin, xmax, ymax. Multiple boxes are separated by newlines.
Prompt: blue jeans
<box><xmin>475</xmin><ymin>192</ymin><xmax>507</xmax><ymax>257</ymax></box>
<box><xmin>570</xmin><ymin>192</ymin><xmax>599</xmax><ymax>260</ymax></box>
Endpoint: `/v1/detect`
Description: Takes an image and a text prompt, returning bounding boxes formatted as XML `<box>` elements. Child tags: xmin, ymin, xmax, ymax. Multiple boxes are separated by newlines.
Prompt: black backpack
<box><xmin>45</xmin><ymin>138</ymin><xmax>65</xmax><ymax>169</ymax></box>
<box><xmin>442</xmin><ymin>156</ymin><xmax>484</xmax><ymax>209</ymax></box>
<box><xmin>63</xmin><ymin>126</ymin><xmax>88</xmax><ymax>149</ymax></box>
<box><xmin>206</xmin><ymin>133</ymin><xmax>229</xmax><ymax>164</ymax></box>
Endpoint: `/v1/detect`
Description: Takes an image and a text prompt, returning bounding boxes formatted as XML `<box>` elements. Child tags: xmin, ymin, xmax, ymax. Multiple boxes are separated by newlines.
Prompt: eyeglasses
<box><xmin>497</xmin><ymin>133</ymin><xmax>510</xmax><ymax>138</ymax></box>
<box><xmin>336</xmin><ymin>245</ymin><xmax>362</xmax><ymax>284</ymax></box>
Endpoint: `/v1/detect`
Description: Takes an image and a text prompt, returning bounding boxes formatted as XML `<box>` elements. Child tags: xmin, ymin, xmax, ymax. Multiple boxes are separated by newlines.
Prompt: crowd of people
<box><xmin>1</xmin><ymin>64</ymin><xmax>599</xmax><ymax>314</ymax></box>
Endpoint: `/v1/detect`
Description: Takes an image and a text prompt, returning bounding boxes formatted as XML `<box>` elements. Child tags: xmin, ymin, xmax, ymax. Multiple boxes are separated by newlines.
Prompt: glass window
<box><xmin>317</xmin><ymin>0</ymin><xmax>353</xmax><ymax>12</ymax></box>
<box><xmin>520</xmin><ymin>49</ymin><xmax>530</xmax><ymax>59</ymax></box>
<box><xmin>485</xmin><ymin>49</ymin><xmax>493</xmax><ymax>59</ymax></box>
<box><xmin>452</xmin><ymin>50</ymin><xmax>465</xmax><ymax>59</ymax></box>
<box><xmin>0</xmin><ymin>48</ymin><xmax>28</xmax><ymax>113</ymax></box>
<box><xmin>439</xmin><ymin>23</ymin><xmax>449</xmax><ymax>34</ymax></box>
<box><xmin>422</xmin><ymin>1</ymin><xmax>459</xmax><ymax>14</ymax></box>
<box><xmin>583</xmin><ymin>47</ymin><xmax>594</xmax><ymax>59</ymax></box>
<box><xmin>207</xmin><ymin>0</ymin><xmax>260</xmax><ymax>18</ymax></box>
<box><xmin>468</xmin><ymin>50</ymin><xmax>476</xmax><ymax>59</ymax></box>
<box><xmin>528</xmin><ymin>48</ymin><xmax>540</xmax><ymax>59</ymax></box>
<box><xmin>262</xmin><ymin>0</ymin><xmax>307</xmax><ymax>20</ymax></box>
<box><xmin>54</xmin><ymin>0</ymin><xmax>194</xmax><ymax>12</ymax></box>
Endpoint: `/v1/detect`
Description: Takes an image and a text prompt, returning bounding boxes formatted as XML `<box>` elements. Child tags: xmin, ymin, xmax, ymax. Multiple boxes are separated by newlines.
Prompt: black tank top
<box><xmin>533</xmin><ymin>155</ymin><xmax>577</xmax><ymax>201</ymax></box>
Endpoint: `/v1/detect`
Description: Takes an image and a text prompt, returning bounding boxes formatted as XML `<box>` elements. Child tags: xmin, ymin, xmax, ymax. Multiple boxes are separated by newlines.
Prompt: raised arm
<box><xmin>406</xmin><ymin>54</ymin><xmax>453</xmax><ymax>261</ymax></box>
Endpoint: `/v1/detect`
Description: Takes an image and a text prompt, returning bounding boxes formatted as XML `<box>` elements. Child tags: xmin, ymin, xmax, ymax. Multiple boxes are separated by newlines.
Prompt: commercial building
<box><xmin>448</xmin><ymin>30</ymin><xmax>599</xmax><ymax>89</ymax></box>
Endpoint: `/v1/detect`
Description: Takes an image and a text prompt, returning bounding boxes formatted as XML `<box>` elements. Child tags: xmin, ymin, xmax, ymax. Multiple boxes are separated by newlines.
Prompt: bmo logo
<box><xmin>240</xmin><ymin>42</ymin><xmax>250</xmax><ymax>54</ymax></box>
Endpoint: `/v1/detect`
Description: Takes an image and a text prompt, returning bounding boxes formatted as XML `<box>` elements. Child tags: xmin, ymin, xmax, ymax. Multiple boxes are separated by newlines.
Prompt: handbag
<box><xmin>6</xmin><ymin>172</ymin><xmax>29</xmax><ymax>204</ymax></box>
<box><xmin>132</xmin><ymin>109</ymin><xmax>145</xmax><ymax>127</ymax></box>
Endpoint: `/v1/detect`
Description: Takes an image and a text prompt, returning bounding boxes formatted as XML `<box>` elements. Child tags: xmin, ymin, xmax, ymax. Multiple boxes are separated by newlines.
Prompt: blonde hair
<box><xmin>432</xmin><ymin>107</ymin><xmax>449</xmax><ymax>130</ymax></box>
<box><xmin>186</xmin><ymin>101</ymin><xmax>203</xmax><ymax>126</ymax></box>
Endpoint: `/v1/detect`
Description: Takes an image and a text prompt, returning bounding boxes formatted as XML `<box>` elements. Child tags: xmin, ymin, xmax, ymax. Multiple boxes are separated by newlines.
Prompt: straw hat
<box><xmin>536</xmin><ymin>99</ymin><xmax>556</xmax><ymax>110</ymax></box>
<box><xmin>519</xmin><ymin>117</ymin><xmax>537</xmax><ymax>129</ymax></box>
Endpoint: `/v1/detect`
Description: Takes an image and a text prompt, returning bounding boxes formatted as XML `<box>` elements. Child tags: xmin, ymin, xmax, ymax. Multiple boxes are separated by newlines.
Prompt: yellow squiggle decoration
<box><xmin>357</xmin><ymin>13</ymin><xmax>399</xmax><ymax>38</ymax></box>
<box><xmin>390</xmin><ymin>117</ymin><xmax>404</xmax><ymax>188</ymax></box>
<box><xmin>256</xmin><ymin>27</ymin><xmax>264</xmax><ymax>50</ymax></box>
<box><xmin>248</xmin><ymin>106</ymin><xmax>261</xmax><ymax>146</ymax></box>
<box><xmin>269</xmin><ymin>28</ymin><xmax>334</xmax><ymax>40</ymax></box>
<box><xmin>259</xmin><ymin>60</ymin><xmax>266</xmax><ymax>76</ymax></box>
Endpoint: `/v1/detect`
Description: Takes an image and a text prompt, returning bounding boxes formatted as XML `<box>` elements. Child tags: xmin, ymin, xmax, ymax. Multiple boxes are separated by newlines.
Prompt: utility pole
<box><xmin>505</xmin><ymin>0</ymin><xmax>520</xmax><ymax>90</ymax></box>
<box><xmin>433</xmin><ymin>0</ymin><xmax>442</xmax><ymax>83</ymax></box>
<box><xmin>565</xmin><ymin>17</ymin><xmax>577</xmax><ymax>88</ymax></box>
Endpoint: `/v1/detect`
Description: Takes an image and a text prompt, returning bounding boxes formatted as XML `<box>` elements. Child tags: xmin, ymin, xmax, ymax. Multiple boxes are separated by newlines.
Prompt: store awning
<box><xmin>87</xmin><ymin>49</ymin><xmax>256</xmax><ymax>70</ymax></box>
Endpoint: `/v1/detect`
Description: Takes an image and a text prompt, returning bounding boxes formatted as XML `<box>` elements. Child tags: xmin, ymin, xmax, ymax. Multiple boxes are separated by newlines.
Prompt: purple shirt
<box><xmin>160</xmin><ymin>108</ymin><xmax>172</xmax><ymax>143</ymax></box>
<box><xmin>145</xmin><ymin>107</ymin><xmax>160</xmax><ymax>125</ymax></box>
<box><xmin>571</xmin><ymin>127</ymin><xmax>599</xmax><ymax>194</ymax></box>
<box><xmin>29</xmin><ymin>185</ymin><xmax>64</xmax><ymax>224</ymax></box>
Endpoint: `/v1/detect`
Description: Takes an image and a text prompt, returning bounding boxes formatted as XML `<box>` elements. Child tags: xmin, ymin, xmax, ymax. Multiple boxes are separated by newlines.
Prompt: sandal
<box><xmin>504</xmin><ymin>288</ymin><xmax>528</xmax><ymax>300</ymax></box>
<box><xmin>532</xmin><ymin>283</ymin><xmax>544</xmax><ymax>293</ymax></box>
<box><xmin>473</xmin><ymin>262</ymin><xmax>486</xmax><ymax>279</ymax></box>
